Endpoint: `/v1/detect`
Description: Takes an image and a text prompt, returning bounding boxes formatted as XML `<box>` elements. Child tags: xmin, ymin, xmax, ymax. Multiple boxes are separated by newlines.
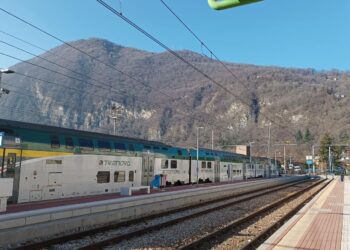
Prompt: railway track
<box><xmin>12</xmin><ymin>178</ymin><xmax>318</xmax><ymax>250</ymax></box>
<box><xmin>180</xmin><ymin>178</ymin><xmax>330</xmax><ymax>250</ymax></box>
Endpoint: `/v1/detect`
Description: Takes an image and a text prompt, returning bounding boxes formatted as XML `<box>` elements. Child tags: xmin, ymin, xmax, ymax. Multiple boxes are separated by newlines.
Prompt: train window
<box><xmin>201</xmin><ymin>161</ymin><xmax>206</xmax><ymax>169</ymax></box>
<box><xmin>178</xmin><ymin>150</ymin><xmax>182</xmax><ymax>156</ymax></box>
<box><xmin>114</xmin><ymin>171</ymin><xmax>125</xmax><ymax>182</ymax></box>
<box><xmin>162</xmin><ymin>147</ymin><xmax>168</xmax><ymax>151</ymax></box>
<box><xmin>115</xmin><ymin>142</ymin><xmax>126</xmax><ymax>151</ymax></box>
<box><xmin>51</xmin><ymin>135</ymin><xmax>60</xmax><ymax>148</ymax></box>
<box><xmin>161</xmin><ymin>159</ymin><xmax>169</xmax><ymax>169</ymax></box>
<box><xmin>207</xmin><ymin>162</ymin><xmax>212</xmax><ymax>169</ymax></box>
<box><xmin>78</xmin><ymin>138</ymin><xmax>94</xmax><ymax>151</ymax></box>
<box><xmin>170</xmin><ymin>160</ymin><xmax>177</xmax><ymax>169</ymax></box>
<box><xmin>65</xmin><ymin>137</ymin><xmax>74</xmax><ymax>149</ymax></box>
<box><xmin>129</xmin><ymin>171</ymin><xmax>134</xmax><ymax>182</ymax></box>
<box><xmin>206</xmin><ymin>152</ymin><xmax>209</xmax><ymax>156</ymax></box>
<box><xmin>98</xmin><ymin>140</ymin><xmax>111</xmax><ymax>152</ymax></box>
<box><xmin>128</xmin><ymin>144</ymin><xmax>135</xmax><ymax>151</ymax></box>
<box><xmin>153</xmin><ymin>146</ymin><xmax>159</xmax><ymax>150</ymax></box>
<box><xmin>97</xmin><ymin>171</ymin><xmax>110</xmax><ymax>183</ymax></box>
<box><xmin>144</xmin><ymin>145</ymin><xmax>151</xmax><ymax>149</ymax></box>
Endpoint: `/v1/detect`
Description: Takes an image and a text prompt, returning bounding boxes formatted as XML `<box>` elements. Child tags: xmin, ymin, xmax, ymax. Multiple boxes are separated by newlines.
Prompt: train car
<box><xmin>0</xmin><ymin>119</ymin><xmax>177</xmax><ymax>203</ymax></box>
<box><xmin>187</xmin><ymin>148</ymin><xmax>248</xmax><ymax>183</ymax></box>
<box><xmin>0</xmin><ymin>118</ymin><xmax>277</xmax><ymax>203</ymax></box>
<box><xmin>153</xmin><ymin>147</ymin><xmax>190</xmax><ymax>185</ymax></box>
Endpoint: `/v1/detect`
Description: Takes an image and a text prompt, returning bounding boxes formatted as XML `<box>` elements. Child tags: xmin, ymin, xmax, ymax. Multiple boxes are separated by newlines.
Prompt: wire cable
<box><xmin>0</xmin><ymin>7</ymin><xmax>292</xmax><ymax>146</ymax></box>
<box><xmin>159</xmin><ymin>0</ymin><xmax>242</xmax><ymax>84</ymax></box>
<box><xmin>0</xmin><ymin>8</ymin><xmax>251</xmax><ymax>137</ymax></box>
<box><xmin>96</xmin><ymin>0</ymin><xmax>296</xmax><ymax>139</ymax></box>
<box><xmin>0</xmin><ymin>39</ymin><xmax>133</xmax><ymax>92</ymax></box>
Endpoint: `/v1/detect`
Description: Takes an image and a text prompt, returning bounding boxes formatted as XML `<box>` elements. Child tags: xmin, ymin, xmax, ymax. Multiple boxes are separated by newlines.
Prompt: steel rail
<box><xmin>179</xmin><ymin>178</ymin><xmax>329</xmax><ymax>250</ymax></box>
<box><xmin>240</xmin><ymin>179</ymin><xmax>332</xmax><ymax>250</ymax></box>
<box><xmin>75</xmin><ymin>179</ymin><xmax>314</xmax><ymax>249</ymax></box>
<box><xmin>13</xmin><ymin>178</ymin><xmax>310</xmax><ymax>250</ymax></box>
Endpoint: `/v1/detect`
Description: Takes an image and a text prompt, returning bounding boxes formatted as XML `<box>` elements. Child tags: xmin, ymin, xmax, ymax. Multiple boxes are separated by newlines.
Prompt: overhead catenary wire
<box><xmin>159</xmin><ymin>0</ymin><xmax>242</xmax><ymax>84</ymax></box>
<box><xmin>96</xmin><ymin>0</ymin><xmax>296</xmax><ymax>139</ymax></box>
<box><xmin>0</xmin><ymin>30</ymin><xmax>241</xmax><ymax>138</ymax></box>
<box><xmin>159</xmin><ymin>0</ymin><xmax>263</xmax><ymax>133</ymax></box>
<box><xmin>0</xmin><ymin>9</ymin><xmax>216</xmax><ymax>129</ymax></box>
<box><xmin>0</xmin><ymin>51</ymin><xmax>131</xmax><ymax>96</ymax></box>
<box><xmin>96</xmin><ymin>0</ymin><xmax>237</xmax><ymax>99</ymax></box>
<box><xmin>0</xmin><ymin>7</ymin><xmax>288</xmax><ymax>147</ymax></box>
<box><xmin>0</xmin><ymin>40</ymin><xmax>135</xmax><ymax>93</ymax></box>
<box><xmin>0</xmin><ymin>29</ymin><xmax>80</xmax><ymax>68</ymax></box>
<box><xmin>0</xmin><ymin>51</ymin><xmax>210</xmax><ymax>128</ymax></box>
<box><xmin>0</xmin><ymin>7</ymin><xmax>178</xmax><ymax>102</ymax></box>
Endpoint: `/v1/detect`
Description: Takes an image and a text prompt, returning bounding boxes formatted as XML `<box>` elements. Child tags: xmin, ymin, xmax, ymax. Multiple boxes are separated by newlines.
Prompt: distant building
<box><xmin>232</xmin><ymin>145</ymin><xmax>250</xmax><ymax>156</ymax></box>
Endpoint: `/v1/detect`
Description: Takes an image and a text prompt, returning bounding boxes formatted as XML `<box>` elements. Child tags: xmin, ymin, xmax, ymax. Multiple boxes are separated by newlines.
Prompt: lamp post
<box><xmin>249</xmin><ymin>141</ymin><xmax>255</xmax><ymax>177</ymax></box>
<box><xmin>312</xmin><ymin>145</ymin><xmax>315</xmax><ymax>175</ymax></box>
<box><xmin>274</xmin><ymin>150</ymin><xmax>277</xmax><ymax>175</ymax></box>
<box><xmin>196</xmin><ymin>126</ymin><xmax>204</xmax><ymax>184</ymax></box>
<box><xmin>109</xmin><ymin>104</ymin><xmax>123</xmax><ymax>135</ymax></box>
<box><xmin>267</xmin><ymin>123</ymin><xmax>271</xmax><ymax>177</ymax></box>
<box><xmin>272</xmin><ymin>143</ymin><xmax>297</xmax><ymax>175</ymax></box>
<box><xmin>328</xmin><ymin>146</ymin><xmax>332</xmax><ymax>178</ymax></box>
<box><xmin>0</xmin><ymin>68</ymin><xmax>14</xmax><ymax>97</ymax></box>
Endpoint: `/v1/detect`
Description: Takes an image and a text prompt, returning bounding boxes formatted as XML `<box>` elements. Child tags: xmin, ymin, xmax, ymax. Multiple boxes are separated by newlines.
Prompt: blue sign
<box><xmin>306</xmin><ymin>159</ymin><xmax>313</xmax><ymax>165</ymax></box>
<box><xmin>0</xmin><ymin>132</ymin><xmax>4</xmax><ymax>148</ymax></box>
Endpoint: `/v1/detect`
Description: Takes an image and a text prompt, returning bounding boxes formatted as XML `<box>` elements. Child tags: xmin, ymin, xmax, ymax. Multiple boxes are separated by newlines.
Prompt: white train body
<box><xmin>0</xmin><ymin>118</ymin><xmax>280</xmax><ymax>204</ymax></box>
<box><xmin>15</xmin><ymin>155</ymin><xmax>142</xmax><ymax>203</ymax></box>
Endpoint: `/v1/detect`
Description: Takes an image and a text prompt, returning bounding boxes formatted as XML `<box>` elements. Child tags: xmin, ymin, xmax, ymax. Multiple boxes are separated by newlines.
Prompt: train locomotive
<box><xmin>0</xmin><ymin>118</ymin><xmax>277</xmax><ymax>203</ymax></box>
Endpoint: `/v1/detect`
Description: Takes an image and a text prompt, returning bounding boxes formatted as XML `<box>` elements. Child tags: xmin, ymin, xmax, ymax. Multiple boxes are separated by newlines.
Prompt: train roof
<box><xmin>0</xmin><ymin>118</ymin><xmax>170</xmax><ymax>147</ymax></box>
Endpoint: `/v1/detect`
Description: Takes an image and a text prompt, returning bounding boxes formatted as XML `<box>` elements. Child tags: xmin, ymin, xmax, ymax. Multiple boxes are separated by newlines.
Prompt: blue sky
<box><xmin>0</xmin><ymin>0</ymin><xmax>349</xmax><ymax>71</ymax></box>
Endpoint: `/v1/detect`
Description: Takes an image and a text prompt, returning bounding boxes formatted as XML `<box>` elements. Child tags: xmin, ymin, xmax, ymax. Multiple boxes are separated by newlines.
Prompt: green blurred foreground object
<box><xmin>208</xmin><ymin>0</ymin><xmax>263</xmax><ymax>10</ymax></box>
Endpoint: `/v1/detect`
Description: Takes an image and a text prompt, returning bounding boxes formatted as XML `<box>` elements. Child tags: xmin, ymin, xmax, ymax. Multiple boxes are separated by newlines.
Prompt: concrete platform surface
<box><xmin>259</xmin><ymin>175</ymin><xmax>350</xmax><ymax>250</ymax></box>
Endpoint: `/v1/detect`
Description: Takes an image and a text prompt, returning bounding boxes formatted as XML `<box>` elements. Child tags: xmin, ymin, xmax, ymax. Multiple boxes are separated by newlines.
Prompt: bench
<box><xmin>120</xmin><ymin>186</ymin><xmax>150</xmax><ymax>196</ymax></box>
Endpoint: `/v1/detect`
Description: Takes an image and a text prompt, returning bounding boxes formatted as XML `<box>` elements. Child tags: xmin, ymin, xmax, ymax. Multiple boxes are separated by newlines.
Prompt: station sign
<box><xmin>0</xmin><ymin>132</ymin><xmax>4</xmax><ymax>148</ymax></box>
<box><xmin>306</xmin><ymin>155</ymin><xmax>313</xmax><ymax>165</ymax></box>
<box><xmin>15</xmin><ymin>137</ymin><xmax>21</xmax><ymax>144</ymax></box>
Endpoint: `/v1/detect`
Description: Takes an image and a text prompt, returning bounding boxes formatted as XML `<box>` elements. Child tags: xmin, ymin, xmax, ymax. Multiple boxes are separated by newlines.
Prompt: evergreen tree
<box><xmin>319</xmin><ymin>133</ymin><xmax>343</xmax><ymax>166</ymax></box>
<box><xmin>295</xmin><ymin>130</ymin><xmax>303</xmax><ymax>144</ymax></box>
<box><xmin>319</xmin><ymin>133</ymin><xmax>332</xmax><ymax>163</ymax></box>
<box><xmin>304</xmin><ymin>128</ymin><xmax>312</xmax><ymax>143</ymax></box>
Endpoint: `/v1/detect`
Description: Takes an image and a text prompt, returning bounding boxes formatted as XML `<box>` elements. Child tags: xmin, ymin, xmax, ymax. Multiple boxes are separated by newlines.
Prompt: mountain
<box><xmin>1</xmin><ymin>38</ymin><xmax>350</xmax><ymax>160</ymax></box>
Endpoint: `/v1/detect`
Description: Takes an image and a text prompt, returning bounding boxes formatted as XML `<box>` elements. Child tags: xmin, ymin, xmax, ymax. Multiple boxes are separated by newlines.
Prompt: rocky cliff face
<box><xmin>1</xmin><ymin>38</ymin><xmax>350</xmax><ymax>157</ymax></box>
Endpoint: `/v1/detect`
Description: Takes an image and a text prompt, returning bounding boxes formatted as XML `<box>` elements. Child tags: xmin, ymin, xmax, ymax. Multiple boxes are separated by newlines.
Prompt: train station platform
<box><xmin>0</xmin><ymin>176</ymin><xmax>306</xmax><ymax>247</ymax></box>
<box><xmin>259</xmin><ymin>175</ymin><xmax>350</xmax><ymax>250</ymax></box>
<box><xmin>2</xmin><ymin>179</ymin><xmax>251</xmax><ymax>214</ymax></box>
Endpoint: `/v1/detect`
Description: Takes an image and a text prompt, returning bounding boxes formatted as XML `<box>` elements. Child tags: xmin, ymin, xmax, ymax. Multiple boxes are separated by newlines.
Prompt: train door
<box><xmin>214</xmin><ymin>160</ymin><xmax>220</xmax><ymax>182</ymax></box>
<box><xmin>243</xmin><ymin>163</ymin><xmax>247</xmax><ymax>180</ymax></box>
<box><xmin>6</xmin><ymin>153</ymin><xmax>17</xmax><ymax>178</ymax></box>
<box><xmin>142</xmin><ymin>154</ymin><xmax>155</xmax><ymax>186</ymax></box>
<box><xmin>227</xmin><ymin>164</ymin><xmax>232</xmax><ymax>181</ymax></box>
<box><xmin>1</xmin><ymin>150</ymin><xmax>19</xmax><ymax>178</ymax></box>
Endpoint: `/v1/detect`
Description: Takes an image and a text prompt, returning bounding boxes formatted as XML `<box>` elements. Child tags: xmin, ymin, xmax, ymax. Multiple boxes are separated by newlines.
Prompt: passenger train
<box><xmin>0</xmin><ymin>118</ymin><xmax>278</xmax><ymax>203</ymax></box>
